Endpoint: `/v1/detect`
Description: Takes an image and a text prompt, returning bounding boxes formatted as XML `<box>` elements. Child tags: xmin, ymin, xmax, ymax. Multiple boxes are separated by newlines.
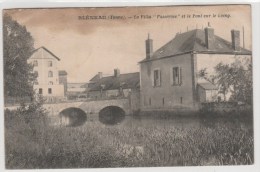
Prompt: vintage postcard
<box><xmin>2</xmin><ymin>4</ymin><xmax>254</xmax><ymax>169</ymax></box>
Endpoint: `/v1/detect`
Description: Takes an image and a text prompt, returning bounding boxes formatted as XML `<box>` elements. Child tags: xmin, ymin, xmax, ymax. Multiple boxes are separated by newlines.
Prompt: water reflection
<box><xmin>59</xmin><ymin>107</ymin><xmax>87</xmax><ymax>127</ymax></box>
<box><xmin>114</xmin><ymin>115</ymin><xmax>253</xmax><ymax>130</ymax></box>
<box><xmin>55</xmin><ymin>109</ymin><xmax>252</xmax><ymax>131</ymax></box>
<box><xmin>99</xmin><ymin>106</ymin><xmax>125</xmax><ymax>125</ymax></box>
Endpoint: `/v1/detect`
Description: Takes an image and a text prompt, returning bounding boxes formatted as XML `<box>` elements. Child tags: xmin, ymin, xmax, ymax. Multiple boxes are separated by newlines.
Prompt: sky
<box><xmin>4</xmin><ymin>5</ymin><xmax>252</xmax><ymax>83</ymax></box>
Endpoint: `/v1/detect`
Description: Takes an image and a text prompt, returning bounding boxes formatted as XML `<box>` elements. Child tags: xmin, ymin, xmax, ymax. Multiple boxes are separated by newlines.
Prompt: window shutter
<box><xmin>159</xmin><ymin>70</ymin><xmax>161</xmax><ymax>86</ymax></box>
<box><xmin>151</xmin><ymin>70</ymin><xmax>155</xmax><ymax>87</ymax></box>
<box><xmin>170</xmin><ymin>68</ymin><xmax>173</xmax><ymax>85</ymax></box>
<box><xmin>179</xmin><ymin>67</ymin><xmax>182</xmax><ymax>85</ymax></box>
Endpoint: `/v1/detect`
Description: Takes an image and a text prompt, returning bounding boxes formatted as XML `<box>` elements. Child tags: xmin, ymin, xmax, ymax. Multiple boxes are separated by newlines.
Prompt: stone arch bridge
<box><xmin>44</xmin><ymin>98</ymin><xmax>131</xmax><ymax>117</ymax></box>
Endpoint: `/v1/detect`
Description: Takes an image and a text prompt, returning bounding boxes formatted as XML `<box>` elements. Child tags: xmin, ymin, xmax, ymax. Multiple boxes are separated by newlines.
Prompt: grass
<box><xmin>4</xmin><ymin>109</ymin><xmax>254</xmax><ymax>169</ymax></box>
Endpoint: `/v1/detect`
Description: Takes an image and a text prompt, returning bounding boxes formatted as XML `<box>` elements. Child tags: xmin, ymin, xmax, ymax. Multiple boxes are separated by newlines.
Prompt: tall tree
<box><xmin>198</xmin><ymin>58</ymin><xmax>252</xmax><ymax>104</ymax></box>
<box><xmin>3</xmin><ymin>14</ymin><xmax>35</xmax><ymax>99</ymax></box>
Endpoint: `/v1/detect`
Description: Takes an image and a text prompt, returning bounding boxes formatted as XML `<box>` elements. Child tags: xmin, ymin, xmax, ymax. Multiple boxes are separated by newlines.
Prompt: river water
<box><xmin>50</xmin><ymin>112</ymin><xmax>252</xmax><ymax>131</ymax></box>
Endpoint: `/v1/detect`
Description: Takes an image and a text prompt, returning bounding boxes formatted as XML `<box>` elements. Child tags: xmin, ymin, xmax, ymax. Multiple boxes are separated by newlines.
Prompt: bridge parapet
<box><xmin>5</xmin><ymin>98</ymin><xmax>132</xmax><ymax>117</ymax></box>
<box><xmin>44</xmin><ymin>98</ymin><xmax>131</xmax><ymax>116</ymax></box>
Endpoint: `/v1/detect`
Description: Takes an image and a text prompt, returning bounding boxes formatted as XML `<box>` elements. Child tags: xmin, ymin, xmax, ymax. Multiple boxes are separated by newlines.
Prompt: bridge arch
<box><xmin>99</xmin><ymin>106</ymin><xmax>126</xmax><ymax>125</ymax></box>
<box><xmin>59</xmin><ymin>107</ymin><xmax>87</xmax><ymax>127</ymax></box>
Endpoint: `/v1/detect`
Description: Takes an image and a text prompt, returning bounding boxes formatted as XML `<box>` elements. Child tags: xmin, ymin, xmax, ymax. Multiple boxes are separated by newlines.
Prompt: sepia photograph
<box><xmin>2</xmin><ymin>4</ymin><xmax>255</xmax><ymax>169</ymax></box>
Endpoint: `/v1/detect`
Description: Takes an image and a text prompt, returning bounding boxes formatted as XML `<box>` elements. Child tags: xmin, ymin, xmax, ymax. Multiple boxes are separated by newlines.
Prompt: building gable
<box><xmin>29</xmin><ymin>46</ymin><xmax>60</xmax><ymax>61</ymax></box>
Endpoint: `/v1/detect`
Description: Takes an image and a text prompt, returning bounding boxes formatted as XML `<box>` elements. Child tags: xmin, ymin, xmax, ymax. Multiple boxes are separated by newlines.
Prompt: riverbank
<box><xmin>5</xmin><ymin>109</ymin><xmax>254</xmax><ymax>168</ymax></box>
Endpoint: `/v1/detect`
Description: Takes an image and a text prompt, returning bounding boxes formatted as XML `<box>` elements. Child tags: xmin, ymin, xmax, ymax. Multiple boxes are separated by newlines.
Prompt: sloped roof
<box><xmin>198</xmin><ymin>82</ymin><xmax>218</xmax><ymax>90</ymax></box>
<box><xmin>89</xmin><ymin>74</ymin><xmax>101</xmax><ymax>82</ymax></box>
<box><xmin>32</xmin><ymin>46</ymin><xmax>60</xmax><ymax>61</ymax></box>
<box><xmin>89</xmin><ymin>72</ymin><xmax>140</xmax><ymax>91</ymax></box>
<box><xmin>81</xmin><ymin>83</ymin><xmax>90</xmax><ymax>88</ymax></box>
<box><xmin>140</xmin><ymin>29</ymin><xmax>251</xmax><ymax>63</ymax></box>
<box><xmin>59</xmin><ymin>70</ymin><xmax>67</xmax><ymax>75</ymax></box>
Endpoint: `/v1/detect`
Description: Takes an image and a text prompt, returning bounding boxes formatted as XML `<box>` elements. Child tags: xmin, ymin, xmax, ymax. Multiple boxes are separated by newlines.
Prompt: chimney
<box><xmin>231</xmin><ymin>30</ymin><xmax>240</xmax><ymax>51</ymax></box>
<box><xmin>145</xmin><ymin>33</ymin><xmax>153</xmax><ymax>59</ymax></box>
<box><xmin>98</xmin><ymin>72</ymin><xmax>103</xmax><ymax>79</ymax></box>
<box><xmin>204</xmin><ymin>22</ymin><xmax>214</xmax><ymax>49</ymax></box>
<box><xmin>114</xmin><ymin>68</ymin><xmax>120</xmax><ymax>77</ymax></box>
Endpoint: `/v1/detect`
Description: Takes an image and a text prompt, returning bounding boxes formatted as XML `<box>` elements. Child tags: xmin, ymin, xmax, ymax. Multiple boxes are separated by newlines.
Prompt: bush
<box><xmin>5</xmin><ymin>97</ymin><xmax>48</xmax><ymax>169</ymax></box>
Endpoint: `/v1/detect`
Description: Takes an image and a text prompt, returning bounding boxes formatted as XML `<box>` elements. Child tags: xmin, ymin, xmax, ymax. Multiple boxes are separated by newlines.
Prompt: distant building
<box><xmin>88</xmin><ymin>69</ymin><xmax>140</xmax><ymax>111</ymax></box>
<box><xmin>66</xmin><ymin>83</ymin><xmax>87</xmax><ymax>99</ymax></box>
<box><xmin>88</xmin><ymin>69</ymin><xmax>140</xmax><ymax>99</ymax></box>
<box><xmin>67</xmin><ymin>83</ymin><xmax>87</xmax><ymax>93</ymax></box>
<box><xmin>27</xmin><ymin>47</ymin><xmax>67</xmax><ymax>102</ymax></box>
<box><xmin>139</xmin><ymin>25</ymin><xmax>251</xmax><ymax>111</ymax></box>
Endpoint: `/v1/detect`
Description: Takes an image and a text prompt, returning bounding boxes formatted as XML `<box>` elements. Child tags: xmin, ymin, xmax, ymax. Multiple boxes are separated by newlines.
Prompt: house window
<box><xmin>180</xmin><ymin>97</ymin><xmax>183</xmax><ymax>104</ymax></box>
<box><xmin>48</xmin><ymin>88</ymin><xmax>52</xmax><ymax>94</ymax></box>
<box><xmin>162</xmin><ymin>98</ymin><xmax>165</xmax><ymax>106</ymax></box>
<box><xmin>153</xmin><ymin>69</ymin><xmax>161</xmax><ymax>87</ymax></box>
<box><xmin>48</xmin><ymin>61</ymin><xmax>52</xmax><ymax>67</ymax></box>
<box><xmin>39</xmin><ymin>88</ymin><xmax>43</xmax><ymax>94</ymax></box>
<box><xmin>49</xmin><ymin>81</ymin><xmax>53</xmax><ymax>85</ymax></box>
<box><xmin>172</xmin><ymin>67</ymin><xmax>182</xmax><ymax>85</ymax></box>
<box><xmin>48</xmin><ymin>71</ymin><xmax>53</xmax><ymax>77</ymax></box>
<box><xmin>33</xmin><ymin>60</ymin><xmax>38</xmax><ymax>67</ymax></box>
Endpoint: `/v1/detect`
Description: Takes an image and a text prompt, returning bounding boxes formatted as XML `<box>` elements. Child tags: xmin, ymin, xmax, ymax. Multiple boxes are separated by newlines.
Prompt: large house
<box><xmin>27</xmin><ymin>47</ymin><xmax>67</xmax><ymax>102</ymax></box>
<box><xmin>139</xmin><ymin>25</ymin><xmax>251</xmax><ymax>111</ymax></box>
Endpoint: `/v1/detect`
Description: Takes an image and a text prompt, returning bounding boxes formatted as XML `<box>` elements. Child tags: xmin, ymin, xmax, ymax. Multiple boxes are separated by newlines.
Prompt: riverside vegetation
<box><xmin>5</xmin><ymin>101</ymin><xmax>254</xmax><ymax>169</ymax></box>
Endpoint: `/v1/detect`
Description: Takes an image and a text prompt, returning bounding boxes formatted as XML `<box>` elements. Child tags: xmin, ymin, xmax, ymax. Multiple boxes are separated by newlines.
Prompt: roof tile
<box><xmin>140</xmin><ymin>29</ymin><xmax>251</xmax><ymax>63</ymax></box>
<box><xmin>89</xmin><ymin>72</ymin><xmax>140</xmax><ymax>91</ymax></box>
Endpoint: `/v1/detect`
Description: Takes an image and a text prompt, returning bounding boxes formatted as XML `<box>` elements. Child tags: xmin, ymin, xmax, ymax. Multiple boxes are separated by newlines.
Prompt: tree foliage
<box><xmin>3</xmin><ymin>14</ymin><xmax>35</xmax><ymax>98</ymax></box>
<box><xmin>199</xmin><ymin>57</ymin><xmax>252</xmax><ymax>104</ymax></box>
